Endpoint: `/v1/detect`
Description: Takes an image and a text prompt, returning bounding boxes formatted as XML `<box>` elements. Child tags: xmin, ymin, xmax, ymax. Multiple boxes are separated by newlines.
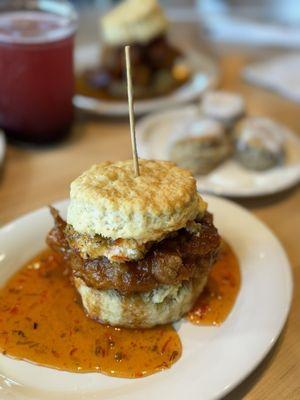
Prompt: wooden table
<box><xmin>0</xmin><ymin>54</ymin><xmax>299</xmax><ymax>400</ymax></box>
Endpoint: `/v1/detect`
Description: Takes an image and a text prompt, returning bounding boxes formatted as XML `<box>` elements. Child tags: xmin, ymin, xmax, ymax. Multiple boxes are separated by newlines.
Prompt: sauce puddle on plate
<box><xmin>0</xmin><ymin>241</ymin><xmax>240</xmax><ymax>377</ymax></box>
<box><xmin>187</xmin><ymin>241</ymin><xmax>241</xmax><ymax>325</ymax></box>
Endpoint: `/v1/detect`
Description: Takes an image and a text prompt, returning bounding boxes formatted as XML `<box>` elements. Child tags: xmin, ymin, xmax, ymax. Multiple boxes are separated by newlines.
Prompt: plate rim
<box><xmin>0</xmin><ymin>196</ymin><xmax>293</xmax><ymax>400</ymax></box>
<box><xmin>204</xmin><ymin>195</ymin><xmax>293</xmax><ymax>398</ymax></box>
<box><xmin>0</xmin><ymin>130</ymin><xmax>6</xmax><ymax>168</ymax></box>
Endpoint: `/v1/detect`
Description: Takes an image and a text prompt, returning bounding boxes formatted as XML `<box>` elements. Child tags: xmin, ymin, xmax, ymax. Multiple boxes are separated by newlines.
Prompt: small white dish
<box><xmin>0</xmin><ymin>196</ymin><xmax>292</xmax><ymax>400</ymax></box>
<box><xmin>136</xmin><ymin>105</ymin><xmax>300</xmax><ymax>197</ymax></box>
<box><xmin>73</xmin><ymin>43</ymin><xmax>218</xmax><ymax>116</ymax></box>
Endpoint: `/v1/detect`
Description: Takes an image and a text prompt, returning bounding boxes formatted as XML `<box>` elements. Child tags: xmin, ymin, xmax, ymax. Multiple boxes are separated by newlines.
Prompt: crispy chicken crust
<box><xmin>47</xmin><ymin>208</ymin><xmax>220</xmax><ymax>294</ymax></box>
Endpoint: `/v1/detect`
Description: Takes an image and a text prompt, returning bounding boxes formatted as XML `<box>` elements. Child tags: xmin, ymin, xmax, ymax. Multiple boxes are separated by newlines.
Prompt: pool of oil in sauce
<box><xmin>0</xmin><ymin>241</ymin><xmax>240</xmax><ymax>378</ymax></box>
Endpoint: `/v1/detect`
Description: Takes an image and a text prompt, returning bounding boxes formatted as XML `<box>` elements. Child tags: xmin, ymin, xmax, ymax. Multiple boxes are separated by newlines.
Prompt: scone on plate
<box><xmin>234</xmin><ymin>116</ymin><xmax>285</xmax><ymax>170</ymax></box>
<box><xmin>84</xmin><ymin>0</ymin><xmax>189</xmax><ymax>99</ymax></box>
<box><xmin>201</xmin><ymin>90</ymin><xmax>246</xmax><ymax>128</ymax></box>
<box><xmin>47</xmin><ymin>159</ymin><xmax>220</xmax><ymax>328</ymax></box>
<box><xmin>169</xmin><ymin>118</ymin><xmax>232</xmax><ymax>175</ymax></box>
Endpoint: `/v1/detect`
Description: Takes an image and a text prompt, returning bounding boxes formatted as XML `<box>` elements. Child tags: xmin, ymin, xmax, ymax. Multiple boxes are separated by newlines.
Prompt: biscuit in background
<box><xmin>233</xmin><ymin>116</ymin><xmax>285</xmax><ymax>171</ymax></box>
<box><xmin>201</xmin><ymin>90</ymin><xmax>246</xmax><ymax>129</ymax></box>
<box><xmin>169</xmin><ymin>117</ymin><xmax>232</xmax><ymax>175</ymax></box>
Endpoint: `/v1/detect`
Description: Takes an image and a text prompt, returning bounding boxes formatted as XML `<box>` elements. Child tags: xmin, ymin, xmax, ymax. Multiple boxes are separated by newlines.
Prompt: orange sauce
<box><xmin>187</xmin><ymin>241</ymin><xmax>241</xmax><ymax>325</ymax></box>
<box><xmin>0</xmin><ymin>250</ymin><xmax>181</xmax><ymax>378</ymax></box>
<box><xmin>76</xmin><ymin>65</ymin><xmax>190</xmax><ymax>102</ymax></box>
<box><xmin>0</xmin><ymin>241</ymin><xmax>240</xmax><ymax>377</ymax></box>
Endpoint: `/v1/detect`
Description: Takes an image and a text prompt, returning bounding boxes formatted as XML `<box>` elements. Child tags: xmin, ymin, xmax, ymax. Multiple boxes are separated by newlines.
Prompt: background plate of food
<box><xmin>73</xmin><ymin>0</ymin><xmax>218</xmax><ymax>116</ymax></box>
<box><xmin>0</xmin><ymin>194</ymin><xmax>292</xmax><ymax>400</ymax></box>
<box><xmin>74</xmin><ymin>43</ymin><xmax>218</xmax><ymax>117</ymax></box>
<box><xmin>136</xmin><ymin>102</ymin><xmax>300</xmax><ymax>197</ymax></box>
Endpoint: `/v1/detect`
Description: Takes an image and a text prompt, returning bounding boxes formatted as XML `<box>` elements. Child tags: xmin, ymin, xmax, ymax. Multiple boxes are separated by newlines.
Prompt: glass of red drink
<box><xmin>0</xmin><ymin>1</ymin><xmax>77</xmax><ymax>145</ymax></box>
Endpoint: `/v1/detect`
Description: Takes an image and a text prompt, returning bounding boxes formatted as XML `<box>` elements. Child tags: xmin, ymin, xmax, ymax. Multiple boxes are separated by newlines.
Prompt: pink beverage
<box><xmin>0</xmin><ymin>3</ymin><xmax>77</xmax><ymax>144</ymax></box>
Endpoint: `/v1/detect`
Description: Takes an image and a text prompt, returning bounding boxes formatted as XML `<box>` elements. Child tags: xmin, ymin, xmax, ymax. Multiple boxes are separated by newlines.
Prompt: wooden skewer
<box><xmin>125</xmin><ymin>45</ymin><xmax>140</xmax><ymax>177</ymax></box>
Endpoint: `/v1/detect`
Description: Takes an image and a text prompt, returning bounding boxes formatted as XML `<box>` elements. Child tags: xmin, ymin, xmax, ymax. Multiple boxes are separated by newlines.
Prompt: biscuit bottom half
<box><xmin>75</xmin><ymin>273</ymin><xmax>208</xmax><ymax>329</ymax></box>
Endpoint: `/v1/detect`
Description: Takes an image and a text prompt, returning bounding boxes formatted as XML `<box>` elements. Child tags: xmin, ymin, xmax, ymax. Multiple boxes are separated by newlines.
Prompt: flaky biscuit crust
<box><xmin>75</xmin><ymin>274</ymin><xmax>208</xmax><ymax>328</ymax></box>
<box><xmin>67</xmin><ymin>159</ymin><xmax>204</xmax><ymax>241</ymax></box>
<box><xmin>101</xmin><ymin>0</ymin><xmax>167</xmax><ymax>45</ymax></box>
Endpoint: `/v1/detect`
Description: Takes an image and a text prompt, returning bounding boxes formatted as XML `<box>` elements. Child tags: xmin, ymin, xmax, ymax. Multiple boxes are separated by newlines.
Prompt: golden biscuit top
<box><xmin>71</xmin><ymin>159</ymin><xmax>195</xmax><ymax>207</ymax></box>
<box><xmin>101</xmin><ymin>0</ymin><xmax>167</xmax><ymax>45</ymax></box>
<box><xmin>67</xmin><ymin>159</ymin><xmax>205</xmax><ymax>241</ymax></box>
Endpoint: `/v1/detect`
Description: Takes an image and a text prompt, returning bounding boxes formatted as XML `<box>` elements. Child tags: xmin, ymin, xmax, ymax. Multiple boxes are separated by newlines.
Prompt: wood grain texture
<box><xmin>0</xmin><ymin>54</ymin><xmax>299</xmax><ymax>399</ymax></box>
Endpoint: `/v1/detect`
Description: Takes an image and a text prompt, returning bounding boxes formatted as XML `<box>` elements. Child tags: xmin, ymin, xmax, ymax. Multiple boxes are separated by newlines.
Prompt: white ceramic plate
<box><xmin>136</xmin><ymin>105</ymin><xmax>300</xmax><ymax>197</ymax></box>
<box><xmin>0</xmin><ymin>130</ymin><xmax>6</xmax><ymax>168</ymax></box>
<box><xmin>73</xmin><ymin>43</ymin><xmax>218</xmax><ymax>116</ymax></box>
<box><xmin>0</xmin><ymin>196</ymin><xmax>292</xmax><ymax>400</ymax></box>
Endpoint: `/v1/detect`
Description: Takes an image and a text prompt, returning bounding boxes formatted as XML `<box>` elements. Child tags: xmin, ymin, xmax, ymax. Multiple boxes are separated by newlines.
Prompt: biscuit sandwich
<box><xmin>47</xmin><ymin>159</ymin><xmax>220</xmax><ymax>328</ymax></box>
<box><xmin>85</xmin><ymin>0</ymin><xmax>187</xmax><ymax>99</ymax></box>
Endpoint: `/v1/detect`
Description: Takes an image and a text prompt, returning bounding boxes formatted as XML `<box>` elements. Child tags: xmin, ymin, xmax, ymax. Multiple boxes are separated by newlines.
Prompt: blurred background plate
<box><xmin>136</xmin><ymin>105</ymin><xmax>300</xmax><ymax>197</ymax></box>
<box><xmin>74</xmin><ymin>43</ymin><xmax>218</xmax><ymax>116</ymax></box>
